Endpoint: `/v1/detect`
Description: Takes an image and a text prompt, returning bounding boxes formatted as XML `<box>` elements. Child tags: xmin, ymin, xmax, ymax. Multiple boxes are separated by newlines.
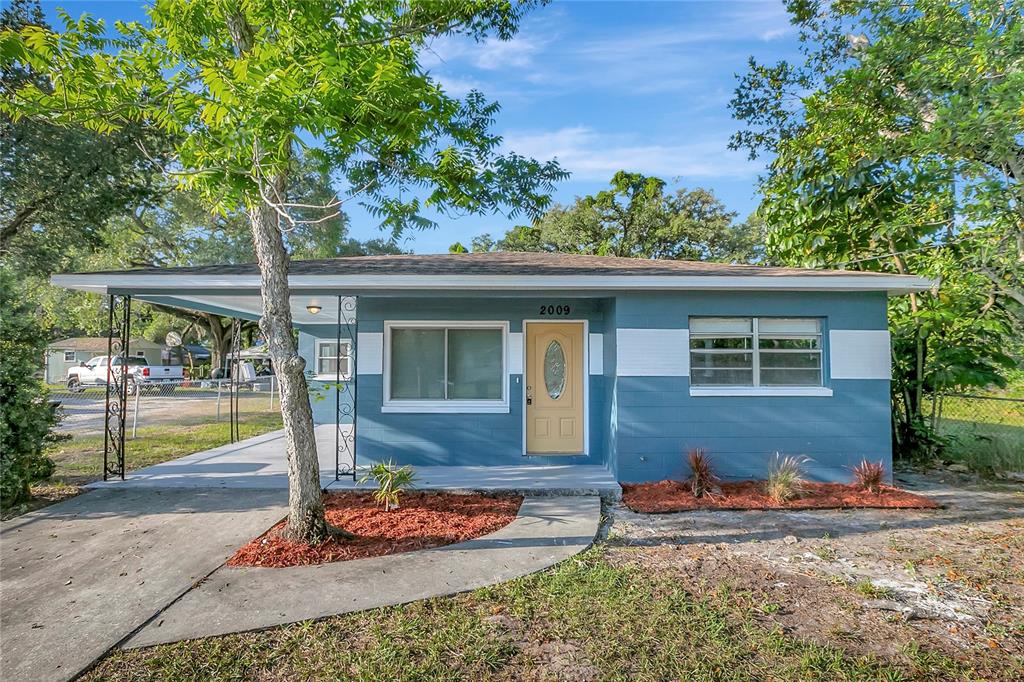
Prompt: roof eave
<box><xmin>51</xmin><ymin>273</ymin><xmax>936</xmax><ymax>295</ymax></box>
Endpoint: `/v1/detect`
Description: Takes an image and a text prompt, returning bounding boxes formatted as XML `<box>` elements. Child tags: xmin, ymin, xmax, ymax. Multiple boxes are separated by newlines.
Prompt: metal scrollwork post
<box><xmin>229</xmin><ymin>318</ymin><xmax>241</xmax><ymax>443</ymax></box>
<box><xmin>336</xmin><ymin>295</ymin><xmax>357</xmax><ymax>480</ymax></box>
<box><xmin>103</xmin><ymin>294</ymin><xmax>131</xmax><ymax>480</ymax></box>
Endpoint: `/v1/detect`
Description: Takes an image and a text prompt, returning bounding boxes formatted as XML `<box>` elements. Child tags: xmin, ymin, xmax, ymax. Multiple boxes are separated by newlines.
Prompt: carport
<box><xmin>47</xmin><ymin>278</ymin><xmax>359</xmax><ymax>486</ymax></box>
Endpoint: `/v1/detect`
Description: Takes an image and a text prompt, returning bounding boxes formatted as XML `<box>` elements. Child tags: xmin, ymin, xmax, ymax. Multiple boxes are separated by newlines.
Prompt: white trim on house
<box><xmin>616</xmin><ymin>328</ymin><xmax>690</xmax><ymax>377</ymax></box>
<box><xmin>508</xmin><ymin>332</ymin><xmax>524</xmax><ymax>374</ymax></box>
<box><xmin>588</xmin><ymin>333</ymin><xmax>603</xmax><ymax>375</ymax></box>
<box><xmin>829</xmin><ymin>329</ymin><xmax>892</xmax><ymax>380</ymax></box>
<box><xmin>356</xmin><ymin>332</ymin><xmax>383</xmax><ymax>375</ymax></box>
<box><xmin>313</xmin><ymin>338</ymin><xmax>352</xmax><ymax>381</ymax></box>
<box><xmin>689</xmin><ymin>386</ymin><xmax>834</xmax><ymax>397</ymax></box>
<box><xmin>381</xmin><ymin>320</ymin><xmax>510</xmax><ymax>414</ymax></box>
<box><xmin>51</xmin><ymin>272</ymin><xmax>936</xmax><ymax>295</ymax></box>
<box><xmin>521</xmin><ymin>319</ymin><xmax>590</xmax><ymax>457</ymax></box>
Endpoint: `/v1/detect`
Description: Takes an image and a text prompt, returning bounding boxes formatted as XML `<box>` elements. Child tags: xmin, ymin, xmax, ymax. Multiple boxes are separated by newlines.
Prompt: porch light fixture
<box><xmin>306</xmin><ymin>304</ymin><xmax>322</xmax><ymax>314</ymax></box>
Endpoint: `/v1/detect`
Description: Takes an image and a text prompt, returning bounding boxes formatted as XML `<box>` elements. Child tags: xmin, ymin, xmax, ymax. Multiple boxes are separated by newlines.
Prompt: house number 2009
<box><xmin>539</xmin><ymin>304</ymin><xmax>571</xmax><ymax>316</ymax></box>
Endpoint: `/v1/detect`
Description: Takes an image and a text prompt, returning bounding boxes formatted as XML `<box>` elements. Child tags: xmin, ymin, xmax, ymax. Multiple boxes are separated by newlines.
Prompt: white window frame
<box><xmin>382</xmin><ymin>320</ymin><xmax>509</xmax><ymax>413</ymax></box>
<box><xmin>314</xmin><ymin>338</ymin><xmax>353</xmax><ymax>381</ymax></box>
<box><xmin>689</xmin><ymin>317</ymin><xmax>832</xmax><ymax>397</ymax></box>
<box><xmin>63</xmin><ymin>350</ymin><xmax>77</xmax><ymax>362</ymax></box>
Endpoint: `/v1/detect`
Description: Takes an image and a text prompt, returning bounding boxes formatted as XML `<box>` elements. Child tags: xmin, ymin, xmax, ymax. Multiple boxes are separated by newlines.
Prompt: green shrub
<box><xmin>1</xmin><ymin>270</ymin><xmax>61</xmax><ymax>508</ymax></box>
<box><xmin>686</xmin><ymin>448</ymin><xmax>720</xmax><ymax>498</ymax></box>
<box><xmin>766</xmin><ymin>453</ymin><xmax>809</xmax><ymax>503</ymax></box>
<box><xmin>851</xmin><ymin>459</ymin><xmax>886</xmax><ymax>493</ymax></box>
<box><xmin>359</xmin><ymin>459</ymin><xmax>415</xmax><ymax>511</ymax></box>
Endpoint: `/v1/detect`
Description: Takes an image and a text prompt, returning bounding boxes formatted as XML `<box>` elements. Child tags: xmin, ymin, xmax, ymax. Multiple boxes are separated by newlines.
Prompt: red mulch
<box><xmin>622</xmin><ymin>480</ymin><xmax>940</xmax><ymax>514</ymax></box>
<box><xmin>228</xmin><ymin>491</ymin><xmax>522</xmax><ymax>568</ymax></box>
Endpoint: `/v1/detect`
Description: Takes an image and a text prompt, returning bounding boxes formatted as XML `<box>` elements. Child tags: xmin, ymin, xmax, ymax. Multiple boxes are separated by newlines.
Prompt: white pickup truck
<box><xmin>65</xmin><ymin>356</ymin><xmax>184</xmax><ymax>394</ymax></box>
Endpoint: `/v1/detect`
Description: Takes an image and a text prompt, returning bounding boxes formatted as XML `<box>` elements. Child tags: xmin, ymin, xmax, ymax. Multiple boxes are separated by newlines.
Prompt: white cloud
<box><xmin>502</xmin><ymin>126</ymin><xmax>757</xmax><ymax>182</ymax></box>
<box><xmin>421</xmin><ymin>34</ymin><xmax>546</xmax><ymax>71</ymax></box>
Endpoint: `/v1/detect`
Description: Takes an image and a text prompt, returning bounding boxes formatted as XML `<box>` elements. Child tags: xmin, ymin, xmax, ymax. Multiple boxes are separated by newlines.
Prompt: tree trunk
<box><xmin>247</xmin><ymin>178</ymin><xmax>330</xmax><ymax>544</ymax></box>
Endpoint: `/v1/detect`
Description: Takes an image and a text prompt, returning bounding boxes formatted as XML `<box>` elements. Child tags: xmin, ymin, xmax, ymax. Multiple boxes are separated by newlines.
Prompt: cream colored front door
<box><xmin>526</xmin><ymin>322</ymin><xmax>585</xmax><ymax>454</ymax></box>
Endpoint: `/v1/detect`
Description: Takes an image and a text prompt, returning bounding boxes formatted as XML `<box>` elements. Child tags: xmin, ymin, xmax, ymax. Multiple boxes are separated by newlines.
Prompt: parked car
<box><xmin>65</xmin><ymin>356</ymin><xmax>184</xmax><ymax>394</ymax></box>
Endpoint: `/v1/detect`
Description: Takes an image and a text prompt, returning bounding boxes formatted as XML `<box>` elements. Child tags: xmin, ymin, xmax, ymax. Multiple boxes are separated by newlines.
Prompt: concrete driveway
<box><xmin>0</xmin><ymin>488</ymin><xmax>287</xmax><ymax>682</ymax></box>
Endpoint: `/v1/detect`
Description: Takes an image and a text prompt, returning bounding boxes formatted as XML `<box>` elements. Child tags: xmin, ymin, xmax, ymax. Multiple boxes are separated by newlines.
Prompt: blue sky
<box><xmin>41</xmin><ymin>1</ymin><xmax>801</xmax><ymax>254</ymax></box>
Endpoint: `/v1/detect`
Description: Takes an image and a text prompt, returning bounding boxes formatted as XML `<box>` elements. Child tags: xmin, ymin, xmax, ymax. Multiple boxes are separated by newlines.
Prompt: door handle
<box><xmin>526</xmin><ymin>385</ymin><xmax>533</xmax><ymax>405</ymax></box>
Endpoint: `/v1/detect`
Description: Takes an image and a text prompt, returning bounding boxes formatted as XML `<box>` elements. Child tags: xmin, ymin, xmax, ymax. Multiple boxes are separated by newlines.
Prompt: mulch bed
<box><xmin>622</xmin><ymin>480</ymin><xmax>940</xmax><ymax>514</ymax></box>
<box><xmin>228</xmin><ymin>491</ymin><xmax>523</xmax><ymax>568</ymax></box>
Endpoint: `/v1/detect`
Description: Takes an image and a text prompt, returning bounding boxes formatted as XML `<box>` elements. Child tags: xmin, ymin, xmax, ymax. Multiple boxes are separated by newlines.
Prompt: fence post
<box><xmin>269</xmin><ymin>375</ymin><xmax>275</xmax><ymax>411</ymax></box>
<box><xmin>131</xmin><ymin>385</ymin><xmax>141</xmax><ymax>439</ymax></box>
<box><xmin>216</xmin><ymin>380</ymin><xmax>222</xmax><ymax>422</ymax></box>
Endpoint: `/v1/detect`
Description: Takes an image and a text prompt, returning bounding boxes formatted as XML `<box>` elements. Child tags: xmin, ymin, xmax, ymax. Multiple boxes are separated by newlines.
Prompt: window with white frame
<box><xmin>384</xmin><ymin>322</ymin><xmax>507</xmax><ymax>410</ymax></box>
<box><xmin>315</xmin><ymin>339</ymin><xmax>352</xmax><ymax>380</ymax></box>
<box><xmin>63</xmin><ymin>350</ymin><xmax>76</xmax><ymax>362</ymax></box>
<box><xmin>689</xmin><ymin>317</ymin><xmax>823</xmax><ymax>387</ymax></box>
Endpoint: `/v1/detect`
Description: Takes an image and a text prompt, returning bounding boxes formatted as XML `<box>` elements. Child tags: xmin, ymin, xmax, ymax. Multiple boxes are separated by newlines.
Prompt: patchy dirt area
<box><xmin>229</xmin><ymin>491</ymin><xmax>522</xmax><ymax>567</ymax></box>
<box><xmin>607</xmin><ymin>471</ymin><xmax>1024</xmax><ymax>676</ymax></box>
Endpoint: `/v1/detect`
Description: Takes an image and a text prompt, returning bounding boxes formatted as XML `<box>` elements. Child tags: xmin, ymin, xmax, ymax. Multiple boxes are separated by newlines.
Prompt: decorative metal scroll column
<box><xmin>102</xmin><ymin>295</ymin><xmax>131</xmax><ymax>481</ymax></box>
<box><xmin>229</xmin><ymin>318</ymin><xmax>241</xmax><ymax>443</ymax></box>
<box><xmin>336</xmin><ymin>295</ymin><xmax>357</xmax><ymax>480</ymax></box>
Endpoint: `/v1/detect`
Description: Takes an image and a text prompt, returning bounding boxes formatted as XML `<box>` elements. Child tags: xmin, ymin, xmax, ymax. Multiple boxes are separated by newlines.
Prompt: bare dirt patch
<box><xmin>229</xmin><ymin>491</ymin><xmax>522</xmax><ymax>567</ymax></box>
<box><xmin>622</xmin><ymin>479</ymin><xmax>939</xmax><ymax>513</ymax></box>
<box><xmin>609</xmin><ymin>472</ymin><xmax>1024</xmax><ymax>679</ymax></box>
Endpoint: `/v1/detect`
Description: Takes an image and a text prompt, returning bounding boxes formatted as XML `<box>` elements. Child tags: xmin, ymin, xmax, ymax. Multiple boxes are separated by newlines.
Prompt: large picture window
<box><xmin>689</xmin><ymin>317</ymin><xmax>823</xmax><ymax>388</ymax></box>
<box><xmin>384</xmin><ymin>322</ymin><xmax>508</xmax><ymax>412</ymax></box>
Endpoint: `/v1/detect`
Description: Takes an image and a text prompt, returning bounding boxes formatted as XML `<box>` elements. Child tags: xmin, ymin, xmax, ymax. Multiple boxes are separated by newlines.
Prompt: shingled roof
<box><xmin>80</xmin><ymin>251</ymin><xmax>892</xmax><ymax>279</ymax></box>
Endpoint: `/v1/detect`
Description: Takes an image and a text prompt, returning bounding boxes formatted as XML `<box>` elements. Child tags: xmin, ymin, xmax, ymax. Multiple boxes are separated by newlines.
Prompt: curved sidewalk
<box><xmin>126</xmin><ymin>495</ymin><xmax>601</xmax><ymax>648</ymax></box>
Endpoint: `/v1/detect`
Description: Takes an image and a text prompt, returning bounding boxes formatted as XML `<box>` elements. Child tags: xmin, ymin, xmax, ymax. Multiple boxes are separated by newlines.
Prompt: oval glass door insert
<box><xmin>544</xmin><ymin>340</ymin><xmax>567</xmax><ymax>399</ymax></box>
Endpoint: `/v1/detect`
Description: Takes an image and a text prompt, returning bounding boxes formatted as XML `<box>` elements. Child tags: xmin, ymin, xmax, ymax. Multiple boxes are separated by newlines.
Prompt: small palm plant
<box><xmin>766</xmin><ymin>453</ymin><xmax>809</xmax><ymax>503</ymax></box>
<box><xmin>851</xmin><ymin>459</ymin><xmax>886</xmax><ymax>493</ymax></box>
<box><xmin>687</xmin><ymin>448</ymin><xmax>720</xmax><ymax>498</ymax></box>
<box><xmin>359</xmin><ymin>460</ymin><xmax>415</xmax><ymax>511</ymax></box>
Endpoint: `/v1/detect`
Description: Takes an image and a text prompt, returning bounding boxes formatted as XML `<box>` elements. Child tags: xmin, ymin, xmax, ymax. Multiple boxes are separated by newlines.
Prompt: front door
<box><xmin>526</xmin><ymin>322</ymin><xmax>585</xmax><ymax>454</ymax></box>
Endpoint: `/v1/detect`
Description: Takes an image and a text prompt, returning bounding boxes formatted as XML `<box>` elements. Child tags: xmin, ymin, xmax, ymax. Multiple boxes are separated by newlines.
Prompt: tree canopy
<box><xmin>462</xmin><ymin>171</ymin><xmax>765</xmax><ymax>263</ymax></box>
<box><xmin>731</xmin><ymin>0</ymin><xmax>1022</xmax><ymax>455</ymax></box>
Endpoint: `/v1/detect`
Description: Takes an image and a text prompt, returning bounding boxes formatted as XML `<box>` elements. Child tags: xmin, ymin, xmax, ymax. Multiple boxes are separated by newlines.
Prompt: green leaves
<box><xmin>2</xmin><ymin>0</ymin><xmax>564</xmax><ymax>226</ymax></box>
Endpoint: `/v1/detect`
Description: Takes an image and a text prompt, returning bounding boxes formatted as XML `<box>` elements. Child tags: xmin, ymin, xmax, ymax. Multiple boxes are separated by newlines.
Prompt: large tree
<box><xmin>731</xmin><ymin>0</ymin><xmax>1022</xmax><ymax>455</ymax></box>
<box><xmin>0</xmin><ymin>0</ymin><xmax>174</xmax><ymax>275</ymax></box>
<box><xmin>2</xmin><ymin>0</ymin><xmax>565</xmax><ymax>542</ymax></box>
<box><xmin>466</xmin><ymin>171</ymin><xmax>765</xmax><ymax>263</ymax></box>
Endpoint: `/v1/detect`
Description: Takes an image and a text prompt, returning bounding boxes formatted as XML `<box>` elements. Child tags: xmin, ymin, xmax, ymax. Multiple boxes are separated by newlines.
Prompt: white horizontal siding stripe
<box><xmin>616</xmin><ymin>328</ymin><xmax>689</xmax><ymax>376</ymax></box>
<box><xmin>588</xmin><ymin>333</ymin><xmax>603</xmax><ymax>375</ymax></box>
<box><xmin>508</xmin><ymin>332</ymin><xmax>523</xmax><ymax>374</ymax></box>
<box><xmin>829</xmin><ymin>330</ymin><xmax>891</xmax><ymax>380</ymax></box>
<box><xmin>356</xmin><ymin>332</ymin><xmax>383</xmax><ymax>375</ymax></box>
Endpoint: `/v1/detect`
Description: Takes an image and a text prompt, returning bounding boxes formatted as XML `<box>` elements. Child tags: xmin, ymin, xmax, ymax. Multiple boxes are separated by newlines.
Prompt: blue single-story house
<box><xmin>53</xmin><ymin>252</ymin><xmax>932</xmax><ymax>483</ymax></box>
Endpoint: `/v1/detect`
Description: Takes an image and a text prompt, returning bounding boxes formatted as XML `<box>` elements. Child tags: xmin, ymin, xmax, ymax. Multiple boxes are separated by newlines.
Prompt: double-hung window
<box><xmin>689</xmin><ymin>317</ymin><xmax>825</xmax><ymax>391</ymax></box>
<box><xmin>384</xmin><ymin>322</ymin><xmax>508</xmax><ymax>412</ymax></box>
<box><xmin>63</xmin><ymin>350</ymin><xmax>76</xmax><ymax>362</ymax></box>
<box><xmin>315</xmin><ymin>339</ymin><xmax>352</xmax><ymax>380</ymax></box>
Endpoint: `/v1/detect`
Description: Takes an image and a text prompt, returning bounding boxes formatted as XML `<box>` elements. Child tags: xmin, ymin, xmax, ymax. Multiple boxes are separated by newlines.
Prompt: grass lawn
<box><xmin>46</xmin><ymin>412</ymin><xmax>284</xmax><ymax>483</ymax></box>
<box><xmin>86</xmin><ymin>547</ymin><xmax>1003</xmax><ymax>682</ymax></box>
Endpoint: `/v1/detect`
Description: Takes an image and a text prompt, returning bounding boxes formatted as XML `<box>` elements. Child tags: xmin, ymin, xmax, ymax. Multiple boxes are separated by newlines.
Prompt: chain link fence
<box><xmin>932</xmin><ymin>393</ymin><xmax>1024</xmax><ymax>472</ymax></box>
<box><xmin>49</xmin><ymin>377</ymin><xmax>280</xmax><ymax>438</ymax></box>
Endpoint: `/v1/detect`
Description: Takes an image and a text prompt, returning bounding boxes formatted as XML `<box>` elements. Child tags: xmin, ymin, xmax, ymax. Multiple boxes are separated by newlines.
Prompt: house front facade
<box><xmin>54</xmin><ymin>252</ymin><xmax>932</xmax><ymax>483</ymax></box>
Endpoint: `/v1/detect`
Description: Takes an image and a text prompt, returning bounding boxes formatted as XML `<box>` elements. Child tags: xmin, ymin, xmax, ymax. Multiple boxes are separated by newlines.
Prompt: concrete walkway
<box><xmin>126</xmin><ymin>495</ymin><xmax>601</xmax><ymax>648</ymax></box>
<box><xmin>0</xmin><ymin>488</ymin><xmax>287</xmax><ymax>682</ymax></box>
<box><xmin>86</xmin><ymin>426</ymin><xmax>621</xmax><ymax>498</ymax></box>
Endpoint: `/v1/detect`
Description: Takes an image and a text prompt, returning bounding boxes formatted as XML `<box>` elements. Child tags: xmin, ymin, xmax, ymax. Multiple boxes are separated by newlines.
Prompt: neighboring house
<box><xmin>44</xmin><ymin>337</ymin><xmax>165</xmax><ymax>385</ymax></box>
<box><xmin>52</xmin><ymin>252</ymin><xmax>932</xmax><ymax>482</ymax></box>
